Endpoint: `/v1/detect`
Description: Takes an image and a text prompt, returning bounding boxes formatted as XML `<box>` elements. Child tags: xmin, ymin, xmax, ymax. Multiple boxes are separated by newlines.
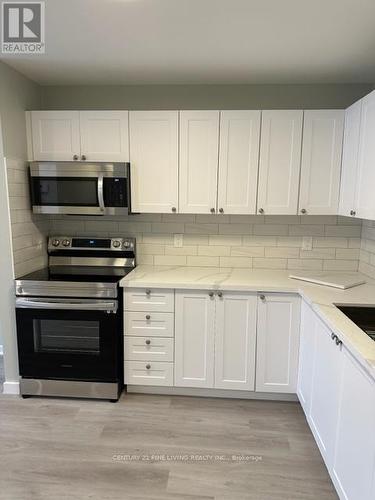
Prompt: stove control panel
<box><xmin>48</xmin><ymin>236</ymin><xmax>136</xmax><ymax>252</ymax></box>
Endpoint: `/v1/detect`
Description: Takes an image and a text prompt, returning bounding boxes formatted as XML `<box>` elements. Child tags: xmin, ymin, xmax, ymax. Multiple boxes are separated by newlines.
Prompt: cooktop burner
<box><xmin>15</xmin><ymin>236</ymin><xmax>136</xmax><ymax>298</ymax></box>
<box><xmin>18</xmin><ymin>266</ymin><xmax>134</xmax><ymax>283</ymax></box>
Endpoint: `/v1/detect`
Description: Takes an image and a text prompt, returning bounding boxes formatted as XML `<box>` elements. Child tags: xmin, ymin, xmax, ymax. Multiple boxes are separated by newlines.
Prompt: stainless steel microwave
<box><xmin>29</xmin><ymin>162</ymin><xmax>131</xmax><ymax>215</ymax></box>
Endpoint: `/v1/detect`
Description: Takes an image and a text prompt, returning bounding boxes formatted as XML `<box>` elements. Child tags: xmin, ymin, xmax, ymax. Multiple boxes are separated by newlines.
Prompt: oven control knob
<box><xmin>112</xmin><ymin>240</ymin><xmax>121</xmax><ymax>248</ymax></box>
<box><xmin>62</xmin><ymin>239</ymin><xmax>70</xmax><ymax>247</ymax></box>
<box><xmin>123</xmin><ymin>241</ymin><xmax>131</xmax><ymax>249</ymax></box>
<box><xmin>52</xmin><ymin>239</ymin><xmax>60</xmax><ymax>247</ymax></box>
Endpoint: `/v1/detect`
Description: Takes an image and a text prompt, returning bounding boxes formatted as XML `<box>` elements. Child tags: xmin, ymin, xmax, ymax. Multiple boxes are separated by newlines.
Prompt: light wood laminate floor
<box><xmin>0</xmin><ymin>393</ymin><xmax>338</xmax><ymax>500</ymax></box>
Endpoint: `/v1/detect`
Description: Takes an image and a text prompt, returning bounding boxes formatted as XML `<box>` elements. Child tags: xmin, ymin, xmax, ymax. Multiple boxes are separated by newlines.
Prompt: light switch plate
<box><xmin>302</xmin><ymin>236</ymin><xmax>313</xmax><ymax>251</ymax></box>
<box><xmin>174</xmin><ymin>234</ymin><xmax>183</xmax><ymax>248</ymax></box>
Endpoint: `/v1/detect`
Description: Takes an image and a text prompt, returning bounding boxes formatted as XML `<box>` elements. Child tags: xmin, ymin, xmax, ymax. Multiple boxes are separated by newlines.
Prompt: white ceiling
<box><xmin>1</xmin><ymin>0</ymin><xmax>375</xmax><ymax>85</ymax></box>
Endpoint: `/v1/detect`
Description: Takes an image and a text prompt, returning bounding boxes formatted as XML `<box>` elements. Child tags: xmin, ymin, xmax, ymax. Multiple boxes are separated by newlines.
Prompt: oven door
<box><xmin>29</xmin><ymin>162</ymin><xmax>130</xmax><ymax>215</ymax></box>
<box><xmin>16</xmin><ymin>298</ymin><xmax>121</xmax><ymax>382</ymax></box>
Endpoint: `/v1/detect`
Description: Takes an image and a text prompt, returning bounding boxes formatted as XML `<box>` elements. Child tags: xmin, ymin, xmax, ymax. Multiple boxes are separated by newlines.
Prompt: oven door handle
<box><xmin>97</xmin><ymin>174</ymin><xmax>105</xmax><ymax>213</ymax></box>
<box><xmin>16</xmin><ymin>298</ymin><xmax>117</xmax><ymax>313</ymax></box>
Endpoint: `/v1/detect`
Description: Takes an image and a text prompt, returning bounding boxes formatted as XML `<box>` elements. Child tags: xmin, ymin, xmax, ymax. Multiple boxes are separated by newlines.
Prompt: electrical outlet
<box><xmin>302</xmin><ymin>236</ymin><xmax>313</xmax><ymax>251</ymax></box>
<box><xmin>174</xmin><ymin>234</ymin><xmax>183</xmax><ymax>248</ymax></box>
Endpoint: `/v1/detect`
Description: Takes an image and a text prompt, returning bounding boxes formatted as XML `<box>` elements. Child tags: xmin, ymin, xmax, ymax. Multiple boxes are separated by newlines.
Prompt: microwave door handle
<box><xmin>97</xmin><ymin>174</ymin><xmax>105</xmax><ymax>213</ymax></box>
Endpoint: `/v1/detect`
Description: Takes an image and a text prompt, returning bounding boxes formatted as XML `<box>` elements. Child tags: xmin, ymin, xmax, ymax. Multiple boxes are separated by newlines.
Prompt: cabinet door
<box><xmin>80</xmin><ymin>111</ymin><xmax>129</xmax><ymax>162</ymax></box>
<box><xmin>129</xmin><ymin>111</ymin><xmax>178</xmax><ymax>213</ymax></box>
<box><xmin>299</xmin><ymin>110</ymin><xmax>344</xmax><ymax>215</ymax></box>
<box><xmin>297</xmin><ymin>301</ymin><xmax>317</xmax><ymax>414</ymax></box>
<box><xmin>215</xmin><ymin>292</ymin><xmax>257</xmax><ymax>390</ymax></box>
<box><xmin>339</xmin><ymin>101</ymin><xmax>362</xmax><ymax>217</ymax></box>
<box><xmin>355</xmin><ymin>90</ymin><xmax>375</xmax><ymax>220</ymax></box>
<box><xmin>175</xmin><ymin>290</ymin><xmax>215</xmax><ymax>388</ymax></box>
<box><xmin>332</xmin><ymin>348</ymin><xmax>375</xmax><ymax>500</ymax></box>
<box><xmin>217</xmin><ymin>111</ymin><xmax>260</xmax><ymax>214</ymax></box>
<box><xmin>31</xmin><ymin>111</ymin><xmax>80</xmax><ymax>161</ymax></box>
<box><xmin>257</xmin><ymin>111</ymin><xmax>302</xmax><ymax>215</ymax></box>
<box><xmin>256</xmin><ymin>293</ymin><xmax>300</xmax><ymax>393</ymax></box>
<box><xmin>309</xmin><ymin>318</ymin><xmax>343</xmax><ymax>466</ymax></box>
<box><xmin>179</xmin><ymin>111</ymin><xmax>219</xmax><ymax>214</ymax></box>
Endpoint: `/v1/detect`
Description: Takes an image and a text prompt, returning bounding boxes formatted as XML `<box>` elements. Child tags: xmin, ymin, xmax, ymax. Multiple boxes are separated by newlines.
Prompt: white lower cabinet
<box><xmin>125</xmin><ymin>361</ymin><xmax>173</xmax><ymax>386</ymax></box>
<box><xmin>124</xmin><ymin>288</ymin><xmax>175</xmax><ymax>387</ymax></box>
<box><xmin>214</xmin><ymin>293</ymin><xmax>257</xmax><ymax>390</ymax></box>
<box><xmin>309</xmin><ymin>316</ymin><xmax>343</xmax><ymax>466</ymax></box>
<box><xmin>297</xmin><ymin>301</ymin><xmax>318</xmax><ymax>413</ymax></box>
<box><xmin>174</xmin><ymin>290</ymin><xmax>216</xmax><ymax>388</ymax></box>
<box><xmin>298</xmin><ymin>301</ymin><xmax>375</xmax><ymax>500</ymax></box>
<box><xmin>332</xmin><ymin>348</ymin><xmax>375</xmax><ymax>500</ymax></box>
<box><xmin>256</xmin><ymin>293</ymin><xmax>301</xmax><ymax>393</ymax></box>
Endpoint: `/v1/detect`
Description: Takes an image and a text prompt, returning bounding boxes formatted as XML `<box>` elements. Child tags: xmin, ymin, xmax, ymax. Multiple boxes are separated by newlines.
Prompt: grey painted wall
<box><xmin>0</xmin><ymin>61</ymin><xmax>40</xmax><ymax>382</ymax></box>
<box><xmin>0</xmin><ymin>61</ymin><xmax>41</xmax><ymax>158</ymax></box>
<box><xmin>40</xmin><ymin>83</ymin><xmax>374</xmax><ymax>110</ymax></box>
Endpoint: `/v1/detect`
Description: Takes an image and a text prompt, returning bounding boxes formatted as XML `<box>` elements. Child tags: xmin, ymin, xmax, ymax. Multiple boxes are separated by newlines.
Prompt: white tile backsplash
<box><xmin>45</xmin><ymin>213</ymin><xmax>362</xmax><ymax>271</ymax></box>
<box><xmin>6</xmin><ymin>157</ymin><xmax>49</xmax><ymax>277</ymax></box>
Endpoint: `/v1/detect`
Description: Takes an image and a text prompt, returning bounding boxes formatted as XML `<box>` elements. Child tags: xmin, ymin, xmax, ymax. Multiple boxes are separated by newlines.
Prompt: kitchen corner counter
<box><xmin>121</xmin><ymin>265</ymin><xmax>375</xmax><ymax>379</ymax></box>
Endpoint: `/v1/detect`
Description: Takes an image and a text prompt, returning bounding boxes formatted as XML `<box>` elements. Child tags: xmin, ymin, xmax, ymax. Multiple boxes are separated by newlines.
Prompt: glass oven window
<box><xmin>33</xmin><ymin>319</ymin><xmax>100</xmax><ymax>354</ymax></box>
<box><xmin>32</xmin><ymin>177</ymin><xmax>98</xmax><ymax>206</ymax></box>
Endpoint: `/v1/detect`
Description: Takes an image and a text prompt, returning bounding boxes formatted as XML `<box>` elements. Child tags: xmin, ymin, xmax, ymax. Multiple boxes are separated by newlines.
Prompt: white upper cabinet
<box><xmin>332</xmin><ymin>348</ymin><xmax>375</xmax><ymax>500</ymax></box>
<box><xmin>217</xmin><ymin>111</ymin><xmax>260</xmax><ymax>214</ymax></box>
<box><xmin>354</xmin><ymin>90</ymin><xmax>375</xmax><ymax>220</ymax></box>
<box><xmin>299</xmin><ymin>110</ymin><xmax>344</xmax><ymax>215</ymax></box>
<box><xmin>339</xmin><ymin>101</ymin><xmax>362</xmax><ymax>217</ymax></box>
<box><xmin>31</xmin><ymin>111</ymin><xmax>80</xmax><ymax>161</ymax></box>
<box><xmin>257</xmin><ymin>111</ymin><xmax>303</xmax><ymax>215</ymax></box>
<box><xmin>214</xmin><ymin>292</ymin><xmax>257</xmax><ymax>391</ymax></box>
<box><xmin>256</xmin><ymin>293</ymin><xmax>300</xmax><ymax>393</ymax></box>
<box><xmin>174</xmin><ymin>290</ymin><xmax>215</xmax><ymax>388</ymax></box>
<box><xmin>179</xmin><ymin>111</ymin><xmax>220</xmax><ymax>214</ymax></box>
<box><xmin>129</xmin><ymin>111</ymin><xmax>178</xmax><ymax>213</ymax></box>
<box><xmin>79</xmin><ymin>111</ymin><xmax>129</xmax><ymax>162</ymax></box>
<box><xmin>30</xmin><ymin>110</ymin><xmax>129</xmax><ymax>162</ymax></box>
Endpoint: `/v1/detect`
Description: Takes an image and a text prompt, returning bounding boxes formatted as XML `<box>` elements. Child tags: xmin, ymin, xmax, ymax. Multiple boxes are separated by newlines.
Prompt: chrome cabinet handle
<box><xmin>259</xmin><ymin>294</ymin><xmax>265</xmax><ymax>301</ymax></box>
<box><xmin>217</xmin><ymin>291</ymin><xmax>223</xmax><ymax>298</ymax></box>
<box><xmin>145</xmin><ymin>339</ymin><xmax>151</xmax><ymax>345</ymax></box>
<box><xmin>145</xmin><ymin>289</ymin><xmax>151</xmax><ymax>296</ymax></box>
<box><xmin>171</xmin><ymin>207</ymin><xmax>177</xmax><ymax>213</ymax></box>
<box><xmin>219</xmin><ymin>208</ymin><xmax>224</xmax><ymax>214</ymax></box>
<box><xmin>301</xmin><ymin>208</ymin><xmax>307</xmax><ymax>214</ymax></box>
<box><xmin>146</xmin><ymin>364</ymin><xmax>151</xmax><ymax>370</ymax></box>
<box><xmin>210</xmin><ymin>208</ymin><xmax>215</xmax><ymax>213</ymax></box>
<box><xmin>335</xmin><ymin>337</ymin><xmax>342</xmax><ymax>347</ymax></box>
<box><xmin>145</xmin><ymin>314</ymin><xmax>151</xmax><ymax>320</ymax></box>
<box><xmin>350</xmin><ymin>210</ymin><xmax>356</xmax><ymax>216</ymax></box>
<box><xmin>81</xmin><ymin>155</ymin><xmax>87</xmax><ymax>161</ymax></box>
<box><xmin>331</xmin><ymin>333</ymin><xmax>337</xmax><ymax>341</ymax></box>
<box><xmin>208</xmin><ymin>291</ymin><xmax>214</xmax><ymax>298</ymax></box>
<box><xmin>258</xmin><ymin>208</ymin><xmax>264</xmax><ymax>214</ymax></box>
<box><xmin>73</xmin><ymin>154</ymin><xmax>79</xmax><ymax>160</ymax></box>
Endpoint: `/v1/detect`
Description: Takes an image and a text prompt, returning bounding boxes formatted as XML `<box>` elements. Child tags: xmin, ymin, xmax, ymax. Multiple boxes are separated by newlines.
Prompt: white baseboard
<box><xmin>2</xmin><ymin>381</ymin><xmax>20</xmax><ymax>395</ymax></box>
<box><xmin>126</xmin><ymin>385</ymin><xmax>298</xmax><ymax>401</ymax></box>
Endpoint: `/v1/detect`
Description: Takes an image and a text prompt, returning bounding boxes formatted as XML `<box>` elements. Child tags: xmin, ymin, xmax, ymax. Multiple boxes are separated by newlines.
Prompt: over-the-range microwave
<box><xmin>29</xmin><ymin>162</ymin><xmax>131</xmax><ymax>216</ymax></box>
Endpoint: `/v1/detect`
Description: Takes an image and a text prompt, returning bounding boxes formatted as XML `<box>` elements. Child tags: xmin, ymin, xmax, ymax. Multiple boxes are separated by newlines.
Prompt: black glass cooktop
<box><xmin>17</xmin><ymin>266</ymin><xmax>134</xmax><ymax>284</ymax></box>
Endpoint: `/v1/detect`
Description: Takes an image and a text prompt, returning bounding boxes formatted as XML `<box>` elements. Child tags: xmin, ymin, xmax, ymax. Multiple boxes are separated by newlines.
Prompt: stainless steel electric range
<box><xmin>15</xmin><ymin>236</ymin><xmax>136</xmax><ymax>401</ymax></box>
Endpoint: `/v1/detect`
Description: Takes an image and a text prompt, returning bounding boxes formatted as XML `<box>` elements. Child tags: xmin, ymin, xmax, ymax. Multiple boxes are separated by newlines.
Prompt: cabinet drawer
<box><xmin>125</xmin><ymin>361</ymin><xmax>173</xmax><ymax>386</ymax></box>
<box><xmin>124</xmin><ymin>312</ymin><xmax>174</xmax><ymax>337</ymax></box>
<box><xmin>125</xmin><ymin>337</ymin><xmax>174</xmax><ymax>362</ymax></box>
<box><xmin>124</xmin><ymin>288</ymin><xmax>174</xmax><ymax>312</ymax></box>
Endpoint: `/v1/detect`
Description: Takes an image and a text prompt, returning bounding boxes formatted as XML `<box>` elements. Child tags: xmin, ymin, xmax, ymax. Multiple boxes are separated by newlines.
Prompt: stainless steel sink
<box><xmin>337</xmin><ymin>306</ymin><xmax>375</xmax><ymax>341</ymax></box>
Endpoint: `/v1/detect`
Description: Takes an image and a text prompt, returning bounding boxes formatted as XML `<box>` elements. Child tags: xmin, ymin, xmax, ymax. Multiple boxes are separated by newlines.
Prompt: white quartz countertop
<box><xmin>120</xmin><ymin>266</ymin><xmax>375</xmax><ymax>379</ymax></box>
